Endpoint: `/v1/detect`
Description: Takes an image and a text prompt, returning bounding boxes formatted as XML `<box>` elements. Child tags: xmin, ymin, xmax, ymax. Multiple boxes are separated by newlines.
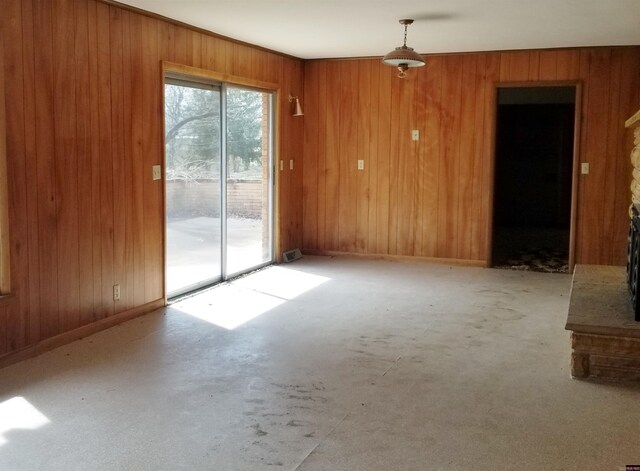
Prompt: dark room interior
<box><xmin>492</xmin><ymin>86</ymin><xmax>576</xmax><ymax>272</ymax></box>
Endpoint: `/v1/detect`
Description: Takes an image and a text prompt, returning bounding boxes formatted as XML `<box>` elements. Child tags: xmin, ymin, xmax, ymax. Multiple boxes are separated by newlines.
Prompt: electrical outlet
<box><xmin>581</xmin><ymin>162</ymin><xmax>589</xmax><ymax>175</ymax></box>
<box><xmin>152</xmin><ymin>165</ymin><xmax>162</xmax><ymax>180</ymax></box>
<box><xmin>357</xmin><ymin>160</ymin><xmax>365</xmax><ymax>170</ymax></box>
<box><xmin>113</xmin><ymin>284</ymin><xmax>121</xmax><ymax>301</ymax></box>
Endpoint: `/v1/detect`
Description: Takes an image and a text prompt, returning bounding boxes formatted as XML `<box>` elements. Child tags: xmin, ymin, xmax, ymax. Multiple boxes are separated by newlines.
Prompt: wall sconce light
<box><xmin>289</xmin><ymin>94</ymin><xmax>304</xmax><ymax>117</ymax></box>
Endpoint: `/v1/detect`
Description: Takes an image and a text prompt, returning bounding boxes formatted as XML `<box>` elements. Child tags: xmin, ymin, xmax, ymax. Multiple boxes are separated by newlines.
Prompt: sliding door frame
<box><xmin>161</xmin><ymin>62</ymin><xmax>280</xmax><ymax>302</ymax></box>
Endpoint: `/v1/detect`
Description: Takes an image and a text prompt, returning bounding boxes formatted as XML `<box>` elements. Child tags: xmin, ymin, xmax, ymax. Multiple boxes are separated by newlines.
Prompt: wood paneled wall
<box><xmin>302</xmin><ymin>48</ymin><xmax>640</xmax><ymax>265</ymax></box>
<box><xmin>0</xmin><ymin>0</ymin><xmax>303</xmax><ymax>361</ymax></box>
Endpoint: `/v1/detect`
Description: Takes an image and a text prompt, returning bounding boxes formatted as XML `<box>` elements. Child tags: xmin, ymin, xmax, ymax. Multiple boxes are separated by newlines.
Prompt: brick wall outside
<box><xmin>167</xmin><ymin>180</ymin><xmax>264</xmax><ymax>220</ymax></box>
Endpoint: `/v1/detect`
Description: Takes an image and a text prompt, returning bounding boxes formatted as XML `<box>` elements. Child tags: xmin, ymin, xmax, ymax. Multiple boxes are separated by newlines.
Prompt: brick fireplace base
<box><xmin>565</xmin><ymin>265</ymin><xmax>640</xmax><ymax>381</ymax></box>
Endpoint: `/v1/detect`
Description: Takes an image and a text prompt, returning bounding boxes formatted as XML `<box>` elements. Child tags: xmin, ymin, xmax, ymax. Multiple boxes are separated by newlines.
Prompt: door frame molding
<box><xmin>486</xmin><ymin>80</ymin><xmax>583</xmax><ymax>272</ymax></box>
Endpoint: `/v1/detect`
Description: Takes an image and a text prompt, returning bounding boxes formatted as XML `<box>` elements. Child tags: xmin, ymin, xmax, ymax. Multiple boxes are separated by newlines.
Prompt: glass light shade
<box><xmin>382</xmin><ymin>46</ymin><xmax>426</xmax><ymax>68</ymax></box>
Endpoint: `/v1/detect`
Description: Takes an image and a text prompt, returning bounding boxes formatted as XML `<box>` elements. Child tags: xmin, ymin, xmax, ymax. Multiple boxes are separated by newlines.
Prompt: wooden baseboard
<box><xmin>0</xmin><ymin>299</ymin><xmax>166</xmax><ymax>369</ymax></box>
<box><xmin>301</xmin><ymin>249</ymin><xmax>487</xmax><ymax>268</ymax></box>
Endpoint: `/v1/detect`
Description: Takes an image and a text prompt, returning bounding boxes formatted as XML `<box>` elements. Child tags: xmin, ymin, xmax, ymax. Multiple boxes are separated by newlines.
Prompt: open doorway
<box><xmin>491</xmin><ymin>86</ymin><xmax>577</xmax><ymax>273</ymax></box>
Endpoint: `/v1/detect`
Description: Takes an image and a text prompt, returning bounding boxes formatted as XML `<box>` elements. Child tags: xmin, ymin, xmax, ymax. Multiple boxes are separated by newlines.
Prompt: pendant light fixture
<box><xmin>382</xmin><ymin>19</ymin><xmax>425</xmax><ymax>78</ymax></box>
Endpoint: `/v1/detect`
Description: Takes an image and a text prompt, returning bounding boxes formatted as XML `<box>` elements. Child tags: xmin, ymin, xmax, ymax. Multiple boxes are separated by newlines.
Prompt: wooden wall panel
<box><xmin>0</xmin><ymin>0</ymin><xmax>304</xmax><ymax>362</ymax></box>
<box><xmin>366</xmin><ymin>62</ymin><xmax>380</xmax><ymax>255</ymax></box>
<box><xmin>302</xmin><ymin>62</ymin><xmax>319</xmax><ymax>250</ymax></box>
<box><xmin>55</xmin><ymin>0</ymin><xmax>80</xmax><ymax>334</ymax></box>
<box><xmin>303</xmin><ymin>47</ymin><xmax>640</xmax><ymax>265</ymax></box>
<box><xmin>0</xmin><ymin>29</ymin><xmax>9</xmax><ymax>355</ymax></box>
<box><xmin>3</xmin><ymin>2</ymin><xmax>28</xmax><ymax>352</ymax></box>
<box><xmin>355</xmin><ymin>60</ymin><xmax>371</xmax><ymax>253</ymax></box>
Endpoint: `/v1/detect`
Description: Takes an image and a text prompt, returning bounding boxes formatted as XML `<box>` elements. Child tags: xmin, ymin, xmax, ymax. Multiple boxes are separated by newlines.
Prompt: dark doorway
<box><xmin>491</xmin><ymin>86</ymin><xmax>576</xmax><ymax>273</ymax></box>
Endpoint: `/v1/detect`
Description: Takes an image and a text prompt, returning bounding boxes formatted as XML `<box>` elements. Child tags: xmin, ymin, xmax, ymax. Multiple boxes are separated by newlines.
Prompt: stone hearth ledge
<box><xmin>565</xmin><ymin>265</ymin><xmax>640</xmax><ymax>381</ymax></box>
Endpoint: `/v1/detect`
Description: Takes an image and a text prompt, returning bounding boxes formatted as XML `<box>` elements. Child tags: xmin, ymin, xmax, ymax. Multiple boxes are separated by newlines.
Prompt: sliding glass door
<box><xmin>165</xmin><ymin>80</ymin><xmax>222</xmax><ymax>296</ymax></box>
<box><xmin>164</xmin><ymin>78</ymin><xmax>273</xmax><ymax>298</ymax></box>
<box><xmin>226</xmin><ymin>87</ymin><xmax>273</xmax><ymax>276</ymax></box>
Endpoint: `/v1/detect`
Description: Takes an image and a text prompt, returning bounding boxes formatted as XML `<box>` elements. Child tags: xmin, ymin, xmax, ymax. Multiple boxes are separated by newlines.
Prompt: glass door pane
<box><xmin>165</xmin><ymin>81</ymin><xmax>222</xmax><ymax>297</ymax></box>
<box><xmin>225</xmin><ymin>87</ymin><xmax>273</xmax><ymax>276</ymax></box>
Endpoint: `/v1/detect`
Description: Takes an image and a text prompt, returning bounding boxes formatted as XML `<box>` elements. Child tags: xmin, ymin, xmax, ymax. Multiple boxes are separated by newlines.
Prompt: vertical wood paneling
<box><xmin>355</xmin><ymin>60</ymin><xmax>371</xmax><ymax>253</ymax></box>
<box><xmin>575</xmin><ymin>50</ymin><xmax>591</xmax><ymax>264</ymax></box>
<box><xmin>0</xmin><ymin>28</ymin><xmax>9</xmax><ymax>354</ymax></box>
<box><xmin>4</xmin><ymin>0</ymin><xmax>28</xmax><ymax>351</ymax></box>
<box><xmin>457</xmin><ymin>54</ymin><xmax>479</xmax><ymax>259</ymax></box>
<box><xmin>437</xmin><ymin>56</ymin><xmax>463</xmax><ymax>259</ymax></box>
<box><xmin>420</xmin><ymin>56</ymin><xmax>442</xmax><ymax>257</ymax></box>
<box><xmin>303</xmin><ymin>47</ymin><xmax>640</xmax><ymax>265</ymax></box>
<box><xmin>479</xmin><ymin>53</ymin><xmax>501</xmax><ymax>261</ymax></box>
<box><xmin>129</xmin><ymin>11</ymin><xmax>146</xmax><ymax>311</ymax></box>
<box><xmin>0</xmin><ymin>0</ymin><xmax>304</xmax><ymax>362</ymax></box>
<box><xmin>54</xmin><ymin>0</ymin><xmax>80</xmax><ymax>332</ymax></box>
<box><xmin>33</xmin><ymin>0</ymin><xmax>60</xmax><ymax>338</ymax></box>
<box><xmin>141</xmin><ymin>16</ymin><xmax>162</xmax><ymax>304</ymax></box>
<box><xmin>316</xmin><ymin>62</ymin><xmax>328</xmax><ymax>251</ymax></box>
<box><xmin>21</xmin><ymin>0</ymin><xmax>40</xmax><ymax>345</ymax></box>
<box><xmin>302</xmin><ymin>62</ymin><xmax>319</xmax><ymax>249</ymax></box>
<box><xmin>366</xmin><ymin>61</ymin><xmax>380</xmax><ymax>254</ymax></box>
<box><xmin>96</xmin><ymin>1</ymin><xmax>115</xmax><ymax>318</ymax></box>
<box><xmin>387</xmin><ymin>71</ymin><xmax>401</xmax><ymax>255</ymax></box>
<box><xmin>338</xmin><ymin>61</ymin><xmax>357</xmax><ymax>252</ymax></box>
<box><xmin>602</xmin><ymin>50</ymin><xmax>623</xmax><ymax>262</ymax></box>
<box><xmin>581</xmin><ymin>49</ymin><xmax>611</xmax><ymax>264</ymax></box>
<box><xmin>277</xmin><ymin>59</ymin><xmax>289</xmax><ymax>252</ymax></box>
<box><xmin>285</xmin><ymin>58</ymin><xmax>304</xmax><ymax>250</ymax></box>
<box><xmin>190</xmin><ymin>31</ymin><xmax>201</xmax><ymax>69</ymax></box>
<box><xmin>396</xmin><ymin>75</ymin><xmax>416</xmax><ymax>256</ymax></box>
<box><xmin>375</xmin><ymin>66</ymin><xmax>392</xmax><ymax>254</ymax></box>
<box><xmin>527</xmin><ymin>51</ymin><xmax>540</xmax><ymax>81</ymax></box>
<box><xmin>538</xmin><ymin>50</ymin><xmax>558</xmax><ymax>80</ymax></box>
<box><xmin>88</xmin><ymin>0</ymin><xmax>102</xmax><ymax>322</ymax></box>
<box><xmin>324</xmin><ymin>62</ymin><xmax>340</xmax><ymax>250</ymax></box>
<box><xmin>75</xmin><ymin>0</ymin><xmax>94</xmax><ymax>325</ymax></box>
<box><xmin>110</xmin><ymin>5</ymin><xmax>126</xmax><ymax>315</ymax></box>
<box><xmin>120</xmin><ymin>9</ymin><xmax>135</xmax><ymax>312</ymax></box>
<box><xmin>556</xmin><ymin>50</ymin><xmax>580</xmax><ymax>80</ymax></box>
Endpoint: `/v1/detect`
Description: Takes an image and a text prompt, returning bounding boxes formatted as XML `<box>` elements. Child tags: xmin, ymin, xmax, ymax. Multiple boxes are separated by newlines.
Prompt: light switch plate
<box><xmin>581</xmin><ymin>162</ymin><xmax>589</xmax><ymax>175</ymax></box>
<box><xmin>357</xmin><ymin>160</ymin><xmax>364</xmax><ymax>170</ymax></box>
<box><xmin>290</xmin><ymin>160</ymin><xmax>294</xmax><ymax>170</ymax></box>
<box><xmin>412</xmin><ymin>130</ymin><xmax>420</xmax><ymax>141</ymax></box>
<box><xmin>152</xmin><ymin>165</ymin><xmax>162</xmax><ymax>180</ymax></box>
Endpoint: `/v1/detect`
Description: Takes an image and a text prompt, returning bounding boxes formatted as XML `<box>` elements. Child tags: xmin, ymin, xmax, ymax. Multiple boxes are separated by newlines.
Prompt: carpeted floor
<box><xmin>1</xmin><ymin>257</ymin><xmax>638</xmax><ymax>470</ymax></box>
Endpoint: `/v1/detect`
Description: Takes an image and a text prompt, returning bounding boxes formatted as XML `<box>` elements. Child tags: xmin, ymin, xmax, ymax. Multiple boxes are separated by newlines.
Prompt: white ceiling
<box><xmin>117</xmin><ymin>0</ymin><xmax>640</xmax><ymax>59</ymax></box>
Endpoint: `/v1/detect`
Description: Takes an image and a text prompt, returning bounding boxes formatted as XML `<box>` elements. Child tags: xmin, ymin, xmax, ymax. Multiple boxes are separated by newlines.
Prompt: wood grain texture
<box><xmin>0</xmin><ymin>30</ymin><xmax>11</xmax><ymax>301</ymax></box>
<box><xmin>302</xmin><ymin>47</ymin><xmax>640</xmax><ymax>264</ymax></box>
<box><xmin>0</xmin><ymin>31</ymin><xmax>9</xmax><ymax>355</ymax></box>
<box><xmin>0</xmin><ymin>0</ymin><xmax>304</xmax><ymax>362</ymax></box>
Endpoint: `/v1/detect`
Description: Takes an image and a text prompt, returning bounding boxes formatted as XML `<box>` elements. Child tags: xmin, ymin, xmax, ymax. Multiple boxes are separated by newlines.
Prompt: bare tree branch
<box><xmin>165</xmin><ymin>111</ymin><xmax>216</xmax><ymax>144</ymax></box>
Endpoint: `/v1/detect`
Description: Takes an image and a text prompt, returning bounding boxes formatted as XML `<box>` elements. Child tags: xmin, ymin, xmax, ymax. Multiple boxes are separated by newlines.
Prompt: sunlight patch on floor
<box><xmin>172</xmin><ymin>265</ymin><xmax>330</xmax><ymax>329</ymax></box>
<box><xmin>232</xmin><ymin>265</ymin><xmax>330</xmax><ymax>300</ymax></box>
<box><xmin>0</xmin><ymin>397</ymin><xmax>50</xmax><ymax>446</ymax></box>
